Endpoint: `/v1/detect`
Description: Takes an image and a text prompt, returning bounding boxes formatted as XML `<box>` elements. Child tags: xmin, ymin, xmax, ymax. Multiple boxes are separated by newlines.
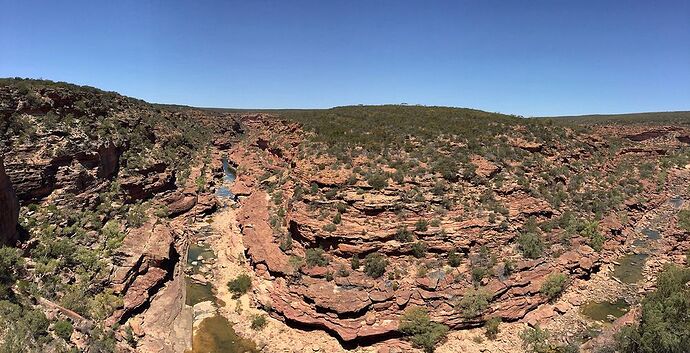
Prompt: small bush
<box><xmin>351</xmin><ymin>255</ymin><xmax>361</xmax><ymax>270</ymax></box>
<box><xmin>457</xmin><ymin>288</ymin><xmax>490</xmax><ymax>318</ymax></box>
<box><xmin>517</xmin><ymin>233</ymin><xmax>544</xmax><ymax>259</ymax></box>
<box><xmin>127</xmin><ymin>203</ymin><xmax>148</xmax><ymax>227</ymax></box>
<box><xmin>53</xmin><ymin>320</ymin><xmax>73</xmax><ymax>341</ymax></box>
<box><xmin>399</xmin><ymin>307</ymin><xmax>449</xmax><ymax>353</ymax></box>
<box><xmin>367</xmin><ymin>173</ymin><xmax>389</xmax><ymax>190</ymax></box>
<box><xmin>678</xmin><ymin>210</ymin><xmax>690</xmax><ymax>233</ymax></box>
<box><xmin>485</xmin><ymin>316</ymin><xmax>501</xmax><ymax>339</ymax></box>
<box><xmin>0</xmin><ymin>247</ymin><xmax>23</xmax><ymax>299</ymax></box>
<box><xmin>502</xmin><ymin>259</ymin><xmax>515</xmax><ymax>277</ymax></box>
<box><xmin>540</xmin><ymin>273</ymin><xmax>568</xmax><ymax>301</ymax></box>
<box><xmin>580</xmin><ymin>220</ymin><xmax>605</xmax><ymax>252</ymax></box>
<box><xmin>228</xmin><ymin>274</ymin><xmax>252</xmax><ymax>297</ymax></box>
<box><xmin>364</xmin><ymin>253</ymin><xmax>388</xmax><ymax>278</ymax></box>
<box><xmin>305</xmin><ymin>248</ymin><xmax>329</xmax><ymax>267</ymax></box>
<box><xmin>250</xmin><ymin>314</ymin><xmax>267</xmax><ymax>330</ymax></box>
<box><xmin>520</xmin><ymin>325</ymin><xmax>553</xmax><ymax>353</ymax></box>
<box><xmin>448</xmin><ymin>249</ymin><xmax>461</xmax><ymax>267</ymax></box>
<box><xmin>471</xmin><ymin>266</ymin><xmax>489</xmax><ymax>284</ymax></box>
<box><xmin>395</xmin><ymin>227</ymin><xmax>413</xmax><ymax>242</ymax></box>
<box><xmin>411</xmin><ymin>241</ymin><xmax>427</xmax><ymax>258</ymax></box>
<box><xmin>415</xmin><ymin>220</ymin><xmax>429</xmax><ymax>232</ymax></box>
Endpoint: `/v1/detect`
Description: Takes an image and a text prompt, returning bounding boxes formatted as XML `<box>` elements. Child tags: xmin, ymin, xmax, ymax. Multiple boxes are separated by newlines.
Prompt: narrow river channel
<box><xmin>186</xmin><ymin>157</ymin><xmax>258</xmax><ymax>353</ymax></box>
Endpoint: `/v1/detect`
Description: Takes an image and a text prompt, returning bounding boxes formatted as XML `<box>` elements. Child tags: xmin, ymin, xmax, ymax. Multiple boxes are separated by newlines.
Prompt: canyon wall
<box><xmin>0</xmin><ymin>156</ymin><xmax>18</xmax><ymax>246</ymax></box>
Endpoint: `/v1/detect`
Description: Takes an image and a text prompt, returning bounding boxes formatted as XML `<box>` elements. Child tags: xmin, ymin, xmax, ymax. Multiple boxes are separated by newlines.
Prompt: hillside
<box><xmin>543</xmin><ymin>110</ymin><xmax>690</xmax><ymax>125</ymax></box>
<box><xmin>1</xmin><ymin>80</ymin><xmax>689</xmax><ymax>353</ymax></box>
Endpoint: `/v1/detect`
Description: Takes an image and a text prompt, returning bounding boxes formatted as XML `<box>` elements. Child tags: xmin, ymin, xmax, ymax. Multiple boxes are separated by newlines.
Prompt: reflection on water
<box><xmin>188</xmin><ymin>243</ymin><xmax>216</xmax><ymax>274</ymax></box>
<box><xmin>186</xmin><ymin>278</ymin><xmax>215</xmax><ymax>306</ymax></box>
<box><xmin>580</xmin><ymin>298</ymin><xmax>629</xmax><ymax>322</ymax></box>
<box><xmin>641</xmin><ymin>228</ymin><xmax>660</xmax><ymax>240</ymax></box>
<box><xmin>613</xmin><ymin>253</ymin><xmax>649</xmax><ymax>284</ymax></box>
<box><xmin>190</xmin><ymin>315</ymin><xmax>258</xmax><ymax>353</ymax></box>
<box><xmin>189</xmin><ymin>243</ymin><xmax>215</xmax><ymax>262</ymax></box>
<box><xmin>222</xmin><ymin>157</ymin><xmax>236</xmax><ymax>182</ymax></box>
<box><xmin>670</xmin><ymin>195</ymin><xmax>684</xmax><ymax>209</ymax></box>
<box><xmin>216</xmin><ymin>157</ymin><xmax>237</xmax><ymax>200</ymax></box>
<box><xmin>216</xmin><ymin>186</ymin><xmax>233</xmax><ymax>198</ymax></box>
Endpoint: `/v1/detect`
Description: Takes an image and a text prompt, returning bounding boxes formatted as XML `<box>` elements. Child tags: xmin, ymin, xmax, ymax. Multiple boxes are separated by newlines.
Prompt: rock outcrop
<box><xmin>110</xmin><ymin>220</ymin><xmax>178</xmax><ymax>322</ymax></box>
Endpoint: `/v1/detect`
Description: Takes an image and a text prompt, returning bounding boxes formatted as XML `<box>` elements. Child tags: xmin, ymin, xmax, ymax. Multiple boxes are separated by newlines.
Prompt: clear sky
<box><xmin>1</xmin><ymin>1</ymin><xmax>688</xmax><ymax>116</ymax></box>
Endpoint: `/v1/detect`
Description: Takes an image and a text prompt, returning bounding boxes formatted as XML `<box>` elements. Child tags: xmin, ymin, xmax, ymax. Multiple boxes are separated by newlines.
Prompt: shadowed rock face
<box><xmin>0</xmin><ymin>156</ymin><xmax>19</xmax><ymax>246</ymax></box>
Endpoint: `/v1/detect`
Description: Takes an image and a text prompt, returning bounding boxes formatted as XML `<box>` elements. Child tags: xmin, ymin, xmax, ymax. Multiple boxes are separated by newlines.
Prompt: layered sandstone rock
<box><xmin>110</xmin><ymin>220</ymin><xmax>177</xmax><ymax>322</ymax></box>
<box><xmin>223</xmin><ymin>116</ymin><xmax>610</xmax><ymax>343</ymax></box>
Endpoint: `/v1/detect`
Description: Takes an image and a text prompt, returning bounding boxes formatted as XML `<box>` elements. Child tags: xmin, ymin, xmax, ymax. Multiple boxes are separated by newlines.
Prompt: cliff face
<box><xmin>0</xmin><ymin>156</ymin><xmax>19</xmax><ymax>246</ymax></box>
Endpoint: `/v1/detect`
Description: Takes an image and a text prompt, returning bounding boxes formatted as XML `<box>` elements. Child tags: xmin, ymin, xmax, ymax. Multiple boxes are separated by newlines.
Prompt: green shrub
<box><xmin>364</xmin><ymin>253</ymin><xmax>388</xmax><ymax>278</ymax></box>
<box><xmin>228</xmin><ymin>274</ymin><xmax>252</xmax><ymax>297</ymax></box>
<box><xmin>540</xmin><ymin>273</ymin><xmax>568</xmax><ymax>301</ymax></box>
<box><xmin>457</xmin><ymin>288</ymin><xmax>490</xmax><ymax>318</ymax></box>
<box><xmin>53</xmin><ymin>319</ymin><xmax>73</xmax><ymax>340</ymax></box>
<box><xmin>485</xmin><ymin>316</ymin><xmax>501</xmax><ymax>339</ymax></box>
<box><xmin>305</xmin><ymin>248</ymin><xmax>329</xmax><ymax>267</ymax></box>
<box><xmin>395</xmin><ymin>227</ymin><xmax>413</xmax><ymax>242</ymax></box>
<box><xmin>102</xmin><ymin>220</ymin><xmax>125</xmax><ymax>251</ymax></box>
<box><xmin>411</xmin><ymin>241</ymin><xmax>427</xmax><ymax>258</ymax></box>
<box><xmin>88</xmin><ymin>290</ymin><xmax>123</xmax><ymax>321</ymax></box>
<box><xmin>520</xmin><ymin>325</ymin><xmax>552</xmax><ymax>353</ymax></box>
<box><xmin>615</xmin><ymin>265</ymin><xmax>690</xmax><ymax>353</ymax></box>
<box><xmin>127</xmin><ymin>203</ymin><xmax>148</xmax><ymax>227</ymax></box>
<box><xmin>471</xmin><ymin>265</ymin><xmax>489</xmax><ymax>284</ymax></box>
<box><xmin>579</xmin><ymin>220</ymin><xmax>605</xmax><ymax>252</ymax></box>
<box><xmin>366</xmin><ymin>173</ymin><xmax>388</xmax><ymax>190</ymax></box>
<box><xmin>415</xmin><ymin>220</ymin><xmax>429</xmax><ymax>232</ymax></box>
<box><xmin>351</xmin><ymin>255</ymin><xmax>361</xmax><ymax>270</ymax></box>
<box><xmin>250</xmin><ymin>314</ymin><xmax>267</xmax><ymax>330</ymax></box>
<box><xmin>154</xmin><ymin>206</ymin><xmax>169</xmax><ymax>218</ymax></box>
<box><xmin>448</xmin><ymin>249</ymin><xmax>461</xmax><ymax>267</ymax></box>
<box><xmin>399</xmin><ymin>307</ymin><xmax>449</xmax><ymax>353</ymax></box>
<box><xmin>0</xmin><ymin>247</ymin><xmax>23</xmax><ymax>299</ymax></box>
<box><xmin>517</xmin><ymin>233</ymin><xmax>544</xmax><ymax>259</ymax></box>
<box><xmin>678</xmin><ymin>210</ymin><xmax>690</xmax><ymax>233</ymax></box>
<box><xmin>124</xmin><ymin>325</ymin><xmax>136</xmax><ymax>346</ymax></box>
<box><xmin>25</xmin><ymin>308</ymin><xmax>50</xmax><ymax>339</ymax></box>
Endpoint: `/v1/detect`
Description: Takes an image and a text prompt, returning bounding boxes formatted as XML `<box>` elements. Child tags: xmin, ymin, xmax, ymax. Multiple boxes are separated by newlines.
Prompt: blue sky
<box><xmin>1</xmin><ymin>1</ymin><xmax>688</xmax><ymax>116</ymax></box>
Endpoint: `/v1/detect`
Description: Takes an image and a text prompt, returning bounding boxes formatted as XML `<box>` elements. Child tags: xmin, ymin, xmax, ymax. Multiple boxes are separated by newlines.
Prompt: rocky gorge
<box><xmin>1</xmin><ymin>79</ymin><xmax>689</xmax><ymax>353</ymax></box>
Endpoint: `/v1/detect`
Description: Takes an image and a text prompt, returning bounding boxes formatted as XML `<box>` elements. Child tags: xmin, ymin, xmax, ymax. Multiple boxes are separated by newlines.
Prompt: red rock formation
<box><xmin>163</xmin><ymin>191</ymin><xmax>198</xmax><ymax>216</ymax></box>
<box><xmin>0</xmin><ymin>157</ymin><xmax>19</xmax><ymax>246</ymax></box>
<box><xmin>110</xmin><ymin>221</ymin><xmax>177</xmax><ymax>321</ymax></box>
<box><xmin>226</xmin><ymin>116</ymin><xmax>611</xmax><ymax>343</ymax></box>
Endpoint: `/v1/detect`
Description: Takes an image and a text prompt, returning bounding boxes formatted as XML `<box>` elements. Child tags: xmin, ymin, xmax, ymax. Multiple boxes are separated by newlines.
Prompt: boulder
<box><xmin>163</xmin><ymin>191</ymin><xmax>198</xmax><ymax>216</ymax></box>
